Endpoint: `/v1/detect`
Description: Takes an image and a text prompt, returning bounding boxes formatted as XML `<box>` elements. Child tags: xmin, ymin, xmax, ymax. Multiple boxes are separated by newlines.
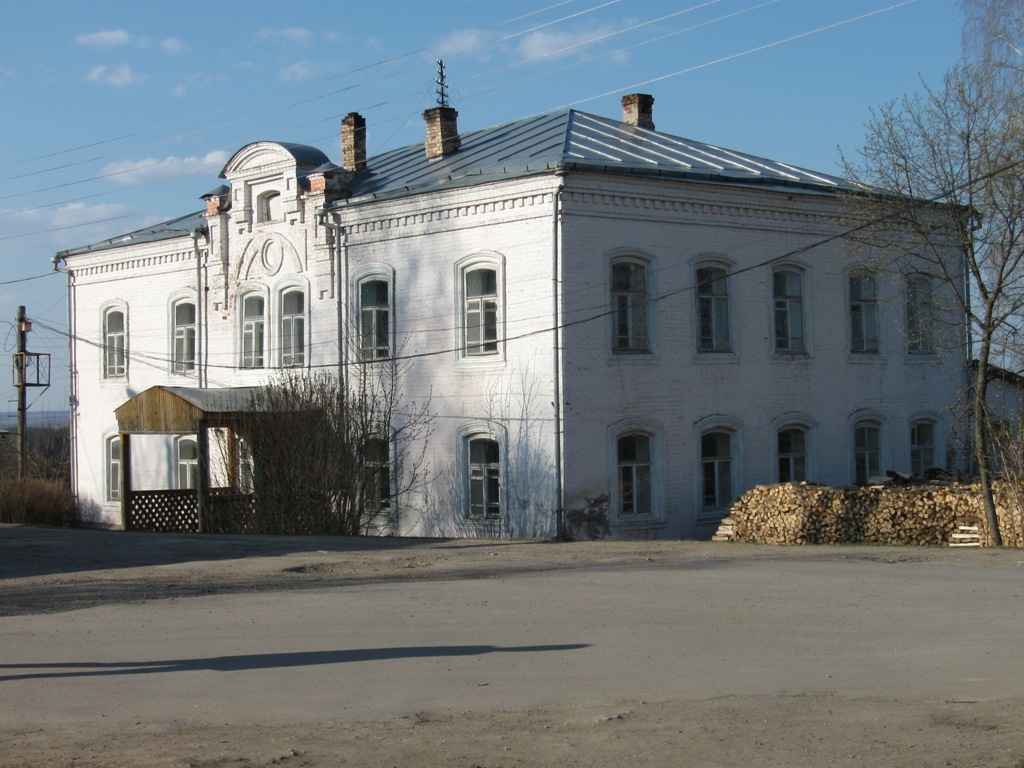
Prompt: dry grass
<box><xmin>0</xmin><ymin>478</ymin><xmax>76</xmax><ymax>526</ymax></box>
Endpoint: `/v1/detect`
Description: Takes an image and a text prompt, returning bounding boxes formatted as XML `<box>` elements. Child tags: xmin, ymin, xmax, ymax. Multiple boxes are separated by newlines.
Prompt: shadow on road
<box><xmin>0</xmin><ymin>643</ymin><xmax>590</xmax><ymax>681</ymax></box>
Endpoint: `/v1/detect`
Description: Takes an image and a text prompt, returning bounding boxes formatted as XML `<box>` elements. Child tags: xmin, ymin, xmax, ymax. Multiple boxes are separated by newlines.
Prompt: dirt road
<box><xmin>2</xmin><ymin>525</ymin><xmax>1023</xmax><ymax>767</ymax></box>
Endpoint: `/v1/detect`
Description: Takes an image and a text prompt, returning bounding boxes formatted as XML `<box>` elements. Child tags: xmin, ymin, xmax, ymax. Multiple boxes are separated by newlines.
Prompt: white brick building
<box><xmin>57</xmin><ymin>94</ymin><xmax>966</xmax><ymax>539</ymax></box>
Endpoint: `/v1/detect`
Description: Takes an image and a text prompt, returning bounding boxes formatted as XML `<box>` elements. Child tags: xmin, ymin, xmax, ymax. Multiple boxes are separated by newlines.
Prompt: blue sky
<box><xmin>0</xmin><ymin>0</ymin><xmax>964</xmax><ymax>413</ymax></box>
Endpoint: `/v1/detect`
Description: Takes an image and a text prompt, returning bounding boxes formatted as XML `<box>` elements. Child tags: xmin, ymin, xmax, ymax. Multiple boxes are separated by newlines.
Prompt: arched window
<box><xmin>850</xmin><ymin>274</ymin><xmax>879</xmax><ymax>354</ymax></box>
<box><xmin>105</xmin><ymin>435</ymin><xmax>121</xmax><ymax>502</ymax></box>
<box><xmin>241</xmin><ymin>293</ymin><xmax>265</xmax><ymax>369</ymax></box>
<box><xmin>103</xmin><ymin>308</ymin><xmax>126</xmax><ymax>378</ymax></box>
<box><xmin>467</xmin><ymin>436</ymin><xmax>500</xmax><ymax>518</ymax></box>
<box><xmin>701</xmin><ymin>430</ymin><xmax>733</xmax><ymax>511</ymax></box>
<box><xmin>364</xmin><ymin>437</ymin><xmax>392</xmax><ymax>516</ymax></box>
<box><xmin>280</xmin><ymin>288</ymin><xmax>306</xmax><ymax>367</ymax></box>
<box><xmin>777</xmin><ymin>426</ymin><xmax>807</xmax><ymax>482</ymax></box>
<box><xmin>617</xmin><ymin>433</ymin><xmax>652</xmax><ymax>515</ymax></box>
<box><xmin>906</xmin><ymin>275</ymin><xmax>935</xmax><ymax>354</ymax></box>
<box><xmin>464</xmin><ymin>268</ymin><xmax>499</xmax><ymax>356</ymax></box>
<box><xmin>359</xmin><ymin>279</ymin><xmax>391</xmax><ymax>360</ymax></box>
<box><xmin>696</xmin><ymin>266</ymin><xmax>730</xmax><ymax>352</ymax></box>
<box><xmin>853</xmin><ymin>422</ymin><xmax>881</xmax><ymax>484</ymax></box>
<box><xmin>257</xmin><ymin>191</ymin><xmax>281</xmax><ymax>223</ymax></box>
<box><xmin>172</xmin><ymin>301</ymin><xmax>196</xmax><ymax>374</ymax></box>
<box><xmin>177</xmin><ymin>437</ymin><xmax>198</xmax><ymax>490</ymax></box>
<box><xmin>611</xmin><ymin>261</ymin><xmax>649</xmax><ymax>352</ymax></box>
<box><xmin>773</xmin><ymin>269</ymin><xmax>804</xmax><ymax>352</ymax></box>
<box><xmin>910</xmin><ymin>419</ymin><xmax>936</xmax><ymax>475</ymax></box>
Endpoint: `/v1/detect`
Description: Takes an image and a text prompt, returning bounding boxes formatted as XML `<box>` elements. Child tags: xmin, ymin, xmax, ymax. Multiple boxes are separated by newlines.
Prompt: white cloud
<box><xmin>171</xmin><ymin>84</ymin><xmax>187</xmax><ymax>98</ymax></box>
<box><xmin>257</xmin><ymin>27</ymin><xmax>314</xmax><ymax>47</ymax></box>
<box><xmin>517</xmin><ymin>26</ymin><xmax>618</xmax><ymax>62</ymax></box>
<box><xmin>160</xmin><ymin>37</ymin><xmax>186</xmax><ymax>54</ymax></box>
<box><xmin>86</xmin><ymin>64</ymin><xmax>141</xmax><ymax>87</ymax></box>
<box><xmin>433</xmin><ymin>28</ymin><xmax>491</xmax><ymax>61</ymax></box>
<box><xmin>278</xmin><ymin>60</ymin><xmax>317</xmax><ymax>82</ymax></box>
<box><xmin>76</xmin><ymin>30</ymin><xmax>133</xmax><ymax>48</ymax></box>
<box><xmin>0</xmin><ymin>67</ymin><xmax>13</xmax><ymax>80</ymax></box>
<box><xmin>99</xmin><ymin>151</ymin><xmax>230</xmax><ymax>185</ymax></box>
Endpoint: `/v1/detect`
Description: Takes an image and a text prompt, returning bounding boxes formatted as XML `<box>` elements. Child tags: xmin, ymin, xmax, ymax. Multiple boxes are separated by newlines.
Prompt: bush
<box><xmin>0</xmin><ymin>478</ymin><xmax>76</xmax><ymax>526</ymax></box>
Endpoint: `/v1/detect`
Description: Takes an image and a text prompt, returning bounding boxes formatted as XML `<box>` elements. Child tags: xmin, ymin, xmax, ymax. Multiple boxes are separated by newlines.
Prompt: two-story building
<box><xmin>57</xmin><ymin>93</ymin><xmax>966</xmax><ymax>539</ymax></box>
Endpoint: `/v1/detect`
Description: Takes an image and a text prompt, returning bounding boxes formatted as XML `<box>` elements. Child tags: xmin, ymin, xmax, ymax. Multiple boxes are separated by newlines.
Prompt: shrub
<box><xmin>0</xmin><ymin>478</ymin><xmax>76</xmax><ymax>526</ymax></box>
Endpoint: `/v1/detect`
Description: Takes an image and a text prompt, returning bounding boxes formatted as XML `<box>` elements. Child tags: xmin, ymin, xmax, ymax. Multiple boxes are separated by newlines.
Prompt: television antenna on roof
<box><xmin>435</xmin><ymin>59</ymin><xmax>450</xmax><ymax>108</ymax></box>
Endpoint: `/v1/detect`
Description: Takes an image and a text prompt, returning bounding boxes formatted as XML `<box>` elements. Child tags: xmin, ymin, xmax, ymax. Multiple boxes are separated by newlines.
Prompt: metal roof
<box><xmin>335</xmin><ymin>108</ymin><xmax>858</xmax><ymax>206</ymax></box>
<box><xmin>57</xmin><ymin>210</ymin><xmax>206</xmax><ymax>259</ymax></box>
<box><xmin>59</xmin><ymin>108</ymin><xmax>858</xmax><ymax>259</ymax></box>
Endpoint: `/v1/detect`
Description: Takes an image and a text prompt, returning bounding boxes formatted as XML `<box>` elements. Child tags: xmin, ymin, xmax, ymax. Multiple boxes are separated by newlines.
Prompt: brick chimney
<box><xmin>341</xmin><ymin>112</ymin><xmax>367</xmax><ymax>172</ymax></box>
<box><xmin>622</xmin><ymin>93</ymin><xmax>655</xmax><ymax>130</ymax></box>
<box><xmin>422</xmin><ymin>106</ymin><xmax>461</xmax><ymax>159</ymax></box>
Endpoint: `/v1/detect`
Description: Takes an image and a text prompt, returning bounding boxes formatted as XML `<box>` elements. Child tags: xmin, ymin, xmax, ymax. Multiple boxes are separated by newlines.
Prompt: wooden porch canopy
<box><xmin>114</xmin><ymin>386</ymin><xmax>264</xmax><ymax>532</ymax></box>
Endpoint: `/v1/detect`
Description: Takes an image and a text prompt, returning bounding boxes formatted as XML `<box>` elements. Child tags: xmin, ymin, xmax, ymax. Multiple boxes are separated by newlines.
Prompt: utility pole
<box><xmin>15</xmin><ymin>306</ymin><xmax>28</xmax><ymax>479</ymax></box>
<box><xmin>11</xmin><ymin>306</ymin><xmax>49</xmax><ymax>480</ymax></box>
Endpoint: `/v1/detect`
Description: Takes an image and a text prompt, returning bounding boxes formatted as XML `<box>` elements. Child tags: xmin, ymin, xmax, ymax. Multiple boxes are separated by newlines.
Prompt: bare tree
<box><xmin>843</xmin><ymin>57</ymin><xmax>1024</xmax><ymax>545</ymax></box>
<box><xmin>215</xmin><ymin>361</ymin><xmax>431</xmax><ymax>536</ymax></box>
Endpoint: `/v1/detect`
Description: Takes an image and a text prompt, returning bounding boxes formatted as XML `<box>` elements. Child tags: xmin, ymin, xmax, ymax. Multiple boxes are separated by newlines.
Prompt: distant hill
<box><xmin>0</xmin><ymin>410</ymin><xmax>70</xmax><ymax>430</ymax></box>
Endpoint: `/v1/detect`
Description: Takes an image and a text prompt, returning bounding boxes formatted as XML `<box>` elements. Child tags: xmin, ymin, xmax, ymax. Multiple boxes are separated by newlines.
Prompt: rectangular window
<box><xmin>104</xmin><ymin>309</ymin><xmax>126</xmax><ymax>378</ymax></box>
<box><xmin>910</xmin><ymin>421</ymin><xmax>935</xmax><ymax>476</ymax></box>
<box><xmin>617</xmin><ymin>434</ymin><xmax>652</xmax><ymax>515</ymax></box>
<box><xmin>701</xmin><ymin>431</ymin><xmax>732</xmax><ymax>510</ymax></box>
<box><xmin>465</xmin><ymin>269</ymin><xmax>498</xmax><ymax>356</ymax></box>
<box><xmin>697</xmin><ymin>267</ymin><xmax>730</xmax><ymax>352</ymax></box>
<box><xmin>907</xmin><ymin>276</ymin><xmax>935</xmax><ymax>354</ymax></box>
<box><xmin>468</xmin><ymin>437</ymin><xmax>500</xmax><ymax>518</ymax></box>
<box><xmin>611</xmin><ymin>262</ymin><xmax>649</xmax><ymax>352</ymax></box>
<box><xmin>773</xmin><ymin>270</ymin><xmax>804</xmax><ymax>352</ymax></box>
<box><xmin>173</xmin><ymin>302</ymin><xmax>197</xmax><ymax>374</ymax></box>
<box><xmin>850</xmin><ymin>275</ymin><xmax>879</xmax><ymax>354</ymax></box>
<box><xmin>777</xmin><ymin>427</ymin><xmax>807</xmax><ymax>482</ymax></box>
<box><xmin>854</xmin><ymin>424</ymin><xmax>880</xmax><ymax>484</ymax></box>
<box><xmin>281</xmin><ymin>290</ymin><xmax>305</xmax><ymax>367</ymax></box>
<box><xmin>359</xmin><ymin>280</ymin><xmax>390</xmax><ymax>361</ymax></box>
<box><xmin>242</xmin><ymin>294</ymin><xmax>265</xmax><ymax>369</ymax></box>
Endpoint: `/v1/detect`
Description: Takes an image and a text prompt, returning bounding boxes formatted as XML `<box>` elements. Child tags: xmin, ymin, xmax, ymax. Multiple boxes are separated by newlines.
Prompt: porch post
<box><xmin>119</xmin><ymin>432</ymin><xmax>132</xmax><ymax>530</ymax></box>
<box><xmin>197</xmin><ymin>426</ymin><xmax>209</xmax><ymax>533</ymax></box>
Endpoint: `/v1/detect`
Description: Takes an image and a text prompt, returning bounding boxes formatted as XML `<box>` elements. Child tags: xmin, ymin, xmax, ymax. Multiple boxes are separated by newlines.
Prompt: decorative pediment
<box><xmin>236</xmin><ymin>233</ymin><xmax>304</xmax><ymax>280</ymax></box>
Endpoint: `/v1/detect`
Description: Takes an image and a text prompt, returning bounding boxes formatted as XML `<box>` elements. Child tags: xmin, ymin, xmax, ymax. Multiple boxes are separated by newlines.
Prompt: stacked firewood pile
<box><xmin>717</xmin><ymin>481</ymin><xmax>1024</xmax><ymax>547</ymax></box>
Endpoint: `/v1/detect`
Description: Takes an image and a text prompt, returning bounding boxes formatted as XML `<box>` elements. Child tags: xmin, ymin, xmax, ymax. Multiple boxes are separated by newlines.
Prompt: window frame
<box><xmin>696</xmin><ymin>263</ymin><xmax>732</xmax><ymax>353</ymax></box>
<box><xmin>358</xmin><ymin>277</ymin><xmax>392</xmax><ymax>361</ymax></box>
<box><xmin>176</xmin><ymin>436</ymin><xmax>199</xmax><ymax>491</ymax></box>
<box><xmin>363</xmin><ymin>436</ymin><xmax>393</xmax><ymax>518</ymax></box>
<box><xmin>850</xmin><ymin>413</ymin><xmax>887</xmax><ymax>485</ymax></box>
<box><xmin>772</xmin><ymin>268</ymin><xmax>806</xmax><ymax>354</ymax></box>
<box><xmin>608</xmin><ymin>419</ymin><xmax>664</xmax><ymax>524</ymax></box>
<box><xmin>909</xmin><ymin>417</ymin><xmax>939</xmax><ymax>476</ymax></box>
<box><xmin>102</xmin><ymin>304</ymin><xmax>127</xmax><ymax>379</ymax></box>
<box><xmin>695</xmin><ymin>415</ymin><xmax>742</xmax><ymax>520</ymax></box>
<box><xmin>610</xmin><ymin>258</ymin><xmax>651</xmax><ymax>354</ymax></box>
<box><xmin>105</xmin><ymin>434</ymin><xmax>121</xmax><ymax>503</ymax></box>
<box><xmin>170</xmin><ymin>298</ymin><xmax>197</xmax><ymax>376</ymax></box>
<box><xmin>455</xmin><ymin>254</ymin><xmax>505</xmax><ymax>365</ymax></box>
<box><xmin>906</xmin><ymin>274</ymin><xmax>936</xmax><ymax>355</ymax></box>
<box><xmin>466</xmin><ymin>435</ymin><xmax>501</xmax><ymax>520</ymax></box>
<box><xmin>279</xmin><ymin>286</ymin><xmax>306</xmax><ymax>368</ymax></box>
<box><xmin>240</xmin><ymin>290</ymin><xmax>267</xmax><ymax>369</ymax></box>
<box><xmin>849</xmin><ymin>273</ymin><xmax>880</xmax><ymax>355</ymax></box>
<box><xmin>256</xmin><ymin>190</ymin><xmax>282</xmax><ymax>223</ymax></box>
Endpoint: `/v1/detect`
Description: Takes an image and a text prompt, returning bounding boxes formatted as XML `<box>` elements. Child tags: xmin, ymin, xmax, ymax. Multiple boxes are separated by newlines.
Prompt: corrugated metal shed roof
<box><xmin>115</xmin><ymin>386</ymin><xmax>266</xmax><ymax>433</ymax></box>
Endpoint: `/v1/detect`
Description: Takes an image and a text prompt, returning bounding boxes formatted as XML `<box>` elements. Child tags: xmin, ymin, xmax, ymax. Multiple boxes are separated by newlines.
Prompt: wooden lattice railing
<box><xmin>125</xmin><ymin>490</ymin><xmax>198</xmax><ymax>532</ymax></box>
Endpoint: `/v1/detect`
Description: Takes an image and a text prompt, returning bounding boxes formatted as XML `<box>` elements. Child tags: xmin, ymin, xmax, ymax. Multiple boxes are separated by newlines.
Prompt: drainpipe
<box><xmin>56</xmin><ymin>255</ymin><xmax>79</xmax><ymax>502</ymax></box>
<box><xmin>192</xmin><ymin>228</ymin><xmax>205</xmax><ymax>388</ymax></box>
<box><xmin>552</xmin><ymin>171</ymin><xmax>567</xmax><ymax>539</ymax></box>
<box><xmin>317</xmin><ymin>208</ymin><xmax>347</xmax><ymax>391</ymax></box>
